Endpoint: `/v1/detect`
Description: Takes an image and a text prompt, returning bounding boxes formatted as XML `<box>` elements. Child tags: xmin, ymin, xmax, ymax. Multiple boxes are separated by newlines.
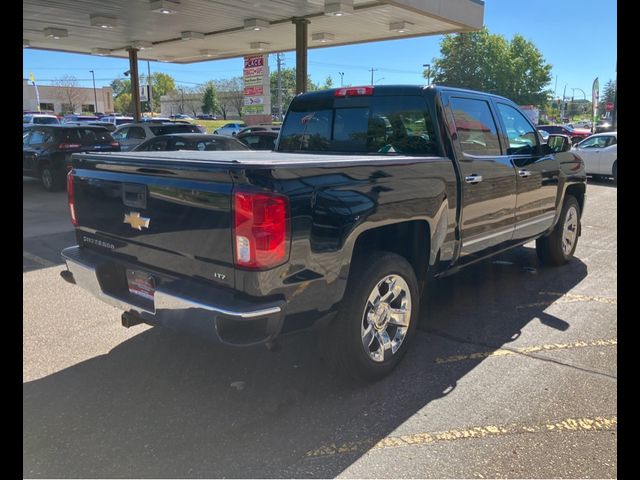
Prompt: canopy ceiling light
<box><xmin>244</xmin><ymin>18</ymin><xmax>270</xmax><ymax>31</ymax></box>
<box><xmin>150</xmin><ymin>0</ymin><xmax>179</xmax><ymax>15</ymax></box>
<box><xmin>181</xmin><ymin>31</ymin><xmax>204</xmax><ymax>41</ymax></box>
<box><xmin>23</xmin><ymin>39</ymin><xmax>31</xmax><ymax>48</ymax></box>
<box><xmin>250</xmin><ymin>41</ymin><xmax>269</xmax><ymax>51</ymax></box>
<box><xmin>200</xmin><ymin>49</ymin><xmax>218</xmax><ymax>57</ymax></box>
<box><xmin>158</xmin><ymin>55</ymin><xmax>175</xmax><ymax>62</ymax></box>
<box><xmin>311</xmin><ymin>32</ymin><xmax>335</xmax><ymax>43</ymax></box>
<box><xmin>324</xmin><ymin>0</ymin><xmax>353</xmax><ymax>16</ymax></box>
<box><xmin>91</xmin><ymin>48</ymin><xmax>110</xmax><ymax>55</ymax></box>
<box><xmin>389</xmin><ymin>21</ymin><xmax>412</xmax><ymax>33</ymax></box>
<box><xmin>89</xmin><ymin>14</ymin><xmax>117</xmax><ymax>29</ymax></box>
<box><xmin>131</xmin><ymin>40</ymin><xmax>153</xmax><ymax>50</ymax></box>
<box><xmin>43</xmin><ymin>27</ymin><xmax>68</xmax><ymax>39</ymax></box>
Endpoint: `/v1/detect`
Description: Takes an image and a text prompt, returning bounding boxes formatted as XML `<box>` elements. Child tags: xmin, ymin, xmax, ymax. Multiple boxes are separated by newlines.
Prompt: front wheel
<box><xmin>536</xmin><ymin>195</ymin><xmax>581</xmax><ymax>266</ymax></box>
<box><xmin>612</xmin><ymin>161</ymin><xmax>617</xmax><ymax>185</ymax></box>
<box><xmin>320</xmin><ymin>251</ymin><xmax>419</xmax><ymax>382</ymax></box>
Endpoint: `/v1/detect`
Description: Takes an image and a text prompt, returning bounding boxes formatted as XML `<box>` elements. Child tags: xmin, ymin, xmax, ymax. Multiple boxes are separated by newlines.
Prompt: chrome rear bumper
<box><xmin>61</xmin><ymin>246</ymin><xmax>285</xmax><ymax>346</ymax></box>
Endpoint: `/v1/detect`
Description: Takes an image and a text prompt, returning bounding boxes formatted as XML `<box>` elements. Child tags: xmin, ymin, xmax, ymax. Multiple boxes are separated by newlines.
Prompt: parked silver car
<box><xmin>213</xmin><ymin>122</ymin><xmax>245</xmax><ymax>136</ymax></box>
<box><xmin>112</xmin><ymin>121</ymin><xmax>202</xmax><ymax>151</ymax></box>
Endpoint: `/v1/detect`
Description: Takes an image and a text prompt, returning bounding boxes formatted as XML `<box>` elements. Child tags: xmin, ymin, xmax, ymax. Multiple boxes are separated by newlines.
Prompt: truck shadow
<box><xmin>23</xmin><ymin>246</ymin><xmax>587</xmax><ymax>478</ymax></box>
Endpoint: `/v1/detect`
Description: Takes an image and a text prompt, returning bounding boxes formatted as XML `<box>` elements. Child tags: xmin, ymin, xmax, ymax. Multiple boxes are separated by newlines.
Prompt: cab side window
<box><xmin>449</xmin><ymin>98</ymin><xmax>501</xmax><ymax>156</ymax></box>
<box><xmin>496</xmin><ymin>103</ymin><xmax>539</xmax><ymax>155</ymax></box>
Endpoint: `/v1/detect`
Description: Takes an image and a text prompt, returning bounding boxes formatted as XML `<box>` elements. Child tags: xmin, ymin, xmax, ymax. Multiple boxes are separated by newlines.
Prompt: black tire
<box><xmin>612</xmin><ymin>161</ymin><xmax>617</xmax><ymax>185</ymax></box>
<box><xmin>39</xmin><ymin>163</ymin><xmax>64</xmax><ymax>192</ymax></box>
<box><xmin>536</xmin><ymin>195</ymin><xmax>581</xmax><ymax>266</ymax></box>
<box><xmin>319</xmin><ymin>251</ymin><xmax>420</xmax><ymax>382</ymax></box>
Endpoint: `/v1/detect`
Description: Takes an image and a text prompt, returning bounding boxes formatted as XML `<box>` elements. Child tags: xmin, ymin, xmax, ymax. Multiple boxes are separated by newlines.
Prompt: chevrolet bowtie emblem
<box><xmin>123</xmin><ymin>211</ymin><xmax>151</xmax><ymax>231</ymax></box>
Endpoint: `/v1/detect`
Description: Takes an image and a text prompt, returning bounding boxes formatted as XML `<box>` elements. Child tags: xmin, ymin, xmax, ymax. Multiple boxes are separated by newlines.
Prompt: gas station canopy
<box><xmin>23</xmin><ymin>0</ymin><xmax>484</xmax><ymax>63</ymax></box>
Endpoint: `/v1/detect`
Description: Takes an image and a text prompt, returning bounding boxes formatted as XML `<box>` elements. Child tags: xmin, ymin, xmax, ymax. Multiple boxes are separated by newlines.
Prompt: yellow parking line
<box><xmin>305</xmin><ymin>416</ymin><xmax>617</xmax><ymax>457</ymax></box>
<box><xmin>435</xmin><ymin>339</ymin><xmax>616</xmax><ymax>364</ymax></box>
<box><xmin>517</xmin><ymin>291</ymin><xmax>616</xmax><ymax>309</ymax></box>
<box><xmin>23</xmin><ymin>250</ymin><xmax>55</xmax><ymax>268</ymax></box>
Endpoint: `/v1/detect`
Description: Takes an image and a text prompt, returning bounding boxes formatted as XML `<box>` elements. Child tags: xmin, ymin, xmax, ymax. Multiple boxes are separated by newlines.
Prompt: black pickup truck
<box><xmin>60</xmin><ymin>85</ymin><xmax>586</xmax><ymax>381</ymax></box>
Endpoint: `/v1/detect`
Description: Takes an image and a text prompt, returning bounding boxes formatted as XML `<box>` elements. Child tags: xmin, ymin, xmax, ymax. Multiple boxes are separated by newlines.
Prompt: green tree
<box><xmin>114</xmin><ymin>92</ymin><xmax>133</xmax><ymax>114</ymax></box>
<box><xmin>269</xmin><ymin>68</ymin><xmax>318</xmax><ymax>114</ymax></box>
<box><xmin>320</xmin><ymin>76</ymin><xmax>334</xmax><ymax>89</ymax></box>
<box><xmin>150</xmin><ymin>72</ymin><xmax>176</xmax><ymax>112</ymax></box>
<box><xmin>598</xmin><ymin>79</ymin><xmax>615</xmax><ymax>117</ymax></box>
<box><xmin>201</xmin><ymin>81</ymin><xmax>220</xmax><ymax>115</ymax></box>
<box><xmin>427</xmin><ymin>27</ymin><xmax>552</xmax><ymax>107</ymax></box>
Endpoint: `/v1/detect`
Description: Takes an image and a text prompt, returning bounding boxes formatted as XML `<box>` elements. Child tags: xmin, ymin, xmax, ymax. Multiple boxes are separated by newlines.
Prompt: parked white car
<box><xmin>23</xmin><ymin>113</ymin><xmax>60</xmax><ymax>125</ymax></box>
<box><xmin>213</xmin><ymin>122</ymin><xmax>244</xmax><ymax>136</ymax></box>
<box><xmin>572</xmin><ymin>132</ymin><xmax>617</xmax><ymax>183</ymax></box>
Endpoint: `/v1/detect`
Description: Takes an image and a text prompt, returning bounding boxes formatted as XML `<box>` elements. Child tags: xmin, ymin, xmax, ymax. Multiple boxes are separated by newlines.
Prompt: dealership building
<box><xmin>23</xmin><ymin>79</ymin><xmax>114</xmax><ymax>114</ymax></box>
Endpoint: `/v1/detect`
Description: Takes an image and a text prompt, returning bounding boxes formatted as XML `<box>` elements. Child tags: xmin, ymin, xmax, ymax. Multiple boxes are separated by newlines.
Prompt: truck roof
<box><xmin>293</xmin><ymin>84</ymin><xmax>516</xmax><ymax>104</ymax></box>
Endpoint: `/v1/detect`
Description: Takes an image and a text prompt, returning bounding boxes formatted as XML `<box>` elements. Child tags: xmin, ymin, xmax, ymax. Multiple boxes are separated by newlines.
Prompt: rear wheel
<box><xmin>536</xmin><ymin>195</ymin><xmax>580</xmax><ymax>266</ymax></box>
<box><xmin>320</xmin><ymin>251</ymin><xmax>419</xmax><ymax>382</ymax></box>
<box><xmin>40</xmin><ymin>163</ymin><xmax>64</xmax><ymax>192</ymax></box>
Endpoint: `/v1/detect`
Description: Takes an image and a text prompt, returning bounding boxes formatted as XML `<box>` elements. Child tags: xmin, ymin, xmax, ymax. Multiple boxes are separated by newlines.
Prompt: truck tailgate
<box><xmin>71</xmin><ymin>153</ymin><xmax>237</xmax><ymax>289</ymax></box>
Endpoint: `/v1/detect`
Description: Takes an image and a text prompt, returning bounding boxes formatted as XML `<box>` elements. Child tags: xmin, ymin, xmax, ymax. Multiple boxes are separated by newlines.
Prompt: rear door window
<box><xmin>449</xmin><ymin>97</ymin><xmax>501</xmax><ymax>156</ymax></box>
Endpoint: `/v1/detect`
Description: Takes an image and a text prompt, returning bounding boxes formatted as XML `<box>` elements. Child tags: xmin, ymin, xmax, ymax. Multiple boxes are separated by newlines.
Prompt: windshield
<box><xmin>177</xmin><ymin>137</ymin><xmax>249</xmax><ymax>151</ymax></box>
<box><xmin>278</xmin><ymin>95</ymin><xmax>438</xmax><ymax>155</ymax></box>
<box><xmin>33</xmin><ymin>116</ymin><xmax>59</xmax><ymax>125</ymax></box>
<box><xmin>149</xmin><ymin>124</ymin><xmax>200</xmax><ymax>135</ymax></box>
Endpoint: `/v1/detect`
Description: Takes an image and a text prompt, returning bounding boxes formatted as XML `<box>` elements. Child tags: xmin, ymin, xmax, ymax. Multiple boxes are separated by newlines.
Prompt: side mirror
<box><xmin>547</xmin><ymin>134</ymin><xmax>571</xmax><ymax>153</ymax></box>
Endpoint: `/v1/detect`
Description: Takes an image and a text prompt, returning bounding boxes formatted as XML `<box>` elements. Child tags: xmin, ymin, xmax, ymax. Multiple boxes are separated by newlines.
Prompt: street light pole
<box><xmin>338</xmin><ymin>71</ymin><xmax>344</xmax><ymax>87</ymax></box>
<box><xmin>423</xmin><ymin>64</ymin><xmax>431</xmax><ymax>85</ymax></box>
<box><xmin>89</xmin><ymin>70</ymin><xmax>98</xmax><ymax>114</ymax></box>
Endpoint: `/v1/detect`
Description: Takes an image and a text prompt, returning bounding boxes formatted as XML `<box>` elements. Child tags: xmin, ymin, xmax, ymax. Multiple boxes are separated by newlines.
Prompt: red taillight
<box><xmin>334</xmin><ymin>86</ymin><xmax>374</xmax><ymax>97</ymax></box>
<box><xmin>110</xmin><ymin>141</ymin><xmax>120</xmax><ymax>147</ymax></box>
<box><xmin>58</xmin><ymin>143</ymin><xmax>82</xmax><ymax>150</ymax></box>
<box><xmin>67</xmin><ymin>172</ymin><xmax>78</xmax><ymax>226</ymax></box>
<box><xmin>233</xmin><ymin>189</ymin><xmax>290</xmax><ymax>270</ymax></box>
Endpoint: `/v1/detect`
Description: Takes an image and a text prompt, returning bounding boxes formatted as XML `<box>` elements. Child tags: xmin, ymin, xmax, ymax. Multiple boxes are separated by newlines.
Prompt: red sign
<box><xmin>244</xmin><ymin>66</ymin><xmax>264</xmax><ymax>77</ymax></box>
<box><xmin>244</xmin><ymin>86</ymin><xmax>264</xmax><ymax>96</ymax></box>
<box><xmin>606</xmin><ymin>102</ymin><xmax>614</xmax><ymax>112</ymax></box>
<box><xmin>244</xmin><ymin>55</ymin><xmax>264</xmax><ymax>68</ymax></box>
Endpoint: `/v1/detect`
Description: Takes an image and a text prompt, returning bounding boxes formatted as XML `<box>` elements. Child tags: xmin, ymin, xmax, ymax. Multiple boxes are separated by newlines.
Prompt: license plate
<box><xmin>126</xmin><ymin>269</ymin><xmax>155</xmax><ymax>301</ymax></box>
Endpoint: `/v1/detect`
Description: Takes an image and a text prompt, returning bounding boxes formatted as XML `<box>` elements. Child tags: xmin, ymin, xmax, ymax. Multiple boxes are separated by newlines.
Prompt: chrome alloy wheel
<box><xmin>562</xmin><ymin>205</ymin><xmax>579</xmax><ymax>255</ymax></box>
<box><xmin>360</xmin><ymin>275</ymin><xmax>412</xmax><ymax>363</ymax></box>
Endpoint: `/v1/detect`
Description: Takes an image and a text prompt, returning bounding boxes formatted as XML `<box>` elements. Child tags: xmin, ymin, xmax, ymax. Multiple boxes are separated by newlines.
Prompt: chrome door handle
<box><xmin>464</xmin><ymin>174</ymin><xmax>483</xmax><ymax>184</ymax></box>
<box><xmin>518</xmin><ymin>169</ymin><xmax>532</xmax><ymax>178</ymax></box>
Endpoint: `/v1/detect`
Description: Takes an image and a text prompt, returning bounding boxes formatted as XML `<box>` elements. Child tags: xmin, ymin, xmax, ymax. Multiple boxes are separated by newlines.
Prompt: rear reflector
<box><xmin>110</xmin><ymin>141</ymin><xmax>120</xmax><ymax>147</ymax></box>
<box><xmin>334</xmin><ymin>86</ymin><xmax>374</xmax><ymax>97</ymax></box>
<box><xmin>67</xmin><ymin>172</ymin><xmax>78</xmax><ymax>226</ymax></box>
<box><xmin>233</xmin><ymin>188</ymin><xmax>290</xmax><ymax>270</ymax></box>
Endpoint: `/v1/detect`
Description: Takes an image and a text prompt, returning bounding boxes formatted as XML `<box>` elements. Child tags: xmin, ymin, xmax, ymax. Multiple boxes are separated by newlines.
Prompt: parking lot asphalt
<box><xmin>23</xmin><ymin>176</ymin><xmax>617</xmax><ymax>478</ymax></box>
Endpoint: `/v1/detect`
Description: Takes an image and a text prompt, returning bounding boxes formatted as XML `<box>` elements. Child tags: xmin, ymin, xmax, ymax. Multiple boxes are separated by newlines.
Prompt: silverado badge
<box><xmin>123</xmin><ymin>212</ymin><xmax>151</xmax><ymax>231</ymax></box>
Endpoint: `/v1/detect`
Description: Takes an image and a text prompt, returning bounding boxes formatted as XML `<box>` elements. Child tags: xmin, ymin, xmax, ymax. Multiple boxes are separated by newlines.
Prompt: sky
<box><xmin>22</xmin><ymin>0</ymin><xmax>617</xmax><ymax>101</ymax></box>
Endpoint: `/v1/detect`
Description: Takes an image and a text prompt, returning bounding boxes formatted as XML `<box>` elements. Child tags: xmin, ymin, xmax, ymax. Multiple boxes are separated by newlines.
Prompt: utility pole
<box><xmin>89</xmin><ymin>70</ymin><xmax>98</xmax><ymax>114</ymax></box>
<box><xmin>338</xmin><ymin>71</ymin><xmax>344</xmax><ymax>87</ymax></box>
<box><xmin>276</xmin><ymin>52</ymin><xmax>283</xmax><ymax>121</ymax></box>
<box><xmin>369</xmin><ymin>67</ymin><xmax>378</xmax><ymax>86</ymax></box>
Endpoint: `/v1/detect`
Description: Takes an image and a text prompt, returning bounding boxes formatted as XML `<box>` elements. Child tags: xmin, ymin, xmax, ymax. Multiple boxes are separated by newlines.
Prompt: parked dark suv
<box><xmin>23</xmin><ymin>125</ymin><xmax>120</xmax><ymax>191</ymax></box>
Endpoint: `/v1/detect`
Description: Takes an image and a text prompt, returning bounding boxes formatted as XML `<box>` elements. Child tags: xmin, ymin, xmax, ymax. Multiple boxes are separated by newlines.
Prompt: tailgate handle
<box><xmin>122</xmin><ymin>183</ymin><xmax>147</xmax><ymax>209</ymax></box>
